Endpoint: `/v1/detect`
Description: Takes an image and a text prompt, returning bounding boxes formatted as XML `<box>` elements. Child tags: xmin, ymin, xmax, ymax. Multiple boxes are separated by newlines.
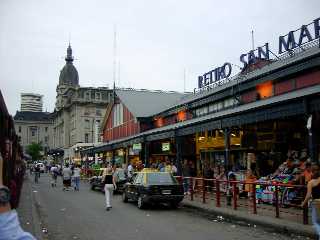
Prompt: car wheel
<box><xmin>122</xmin><ymin>191</ymin><xmax>128</xmax><ymax>203</ymax></box>
<box><xmin>171</xmin><ymin>201</ymin><xmax>180</xmax><ymax>209</ymax></box>
<box><xmin>137</xmin><ymin>196</ymin><xmax>145</xmax><ymax>209</ymax></box>
<box><xmin>90</xmin><ymin>185</ymin><xmax>95</xmax><ymax>190</ymax></box>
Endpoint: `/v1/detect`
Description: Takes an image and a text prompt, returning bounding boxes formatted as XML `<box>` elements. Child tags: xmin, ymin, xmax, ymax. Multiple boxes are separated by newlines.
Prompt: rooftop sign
<box><xmin>195</xmin><ymin>17</ymin><xmax>320</xmax><ymax>93</ymax></box>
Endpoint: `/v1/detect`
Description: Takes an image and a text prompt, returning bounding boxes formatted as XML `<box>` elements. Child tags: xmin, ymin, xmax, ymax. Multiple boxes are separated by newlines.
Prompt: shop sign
<box><xmin>198</xmin><ymin>62</ymin><xmax>232</xmax><ymax>89</ymax></box>
<box><xmin>117</xmin><ymin>149</ymin><xmax>124</xmax><ymax>156</ymax></box>
<box><xmin>162</xmin><ymin>142</ymin><xmax>170</xmax><ymax>152</ymax></box>
<box><xmin>195</xmin><ymin>17</ymin><xmax>320</xmax><ymax>92</ymax></box>
<box><xmin>133</xmin><ymin>143</ymin><xmax>142</xmax><ymax>151</ymax></box>
<box><xmin>279</xmin><ymin>18</ymin><xmax>320</xmax><ymax>54</ymax></box>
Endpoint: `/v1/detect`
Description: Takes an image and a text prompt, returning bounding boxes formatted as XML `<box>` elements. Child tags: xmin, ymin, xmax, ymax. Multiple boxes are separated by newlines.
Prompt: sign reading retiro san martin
<box><xmin>197</xmin><ymin>17</ymin><xmax>320</xmax><ymax>91</ymax></box>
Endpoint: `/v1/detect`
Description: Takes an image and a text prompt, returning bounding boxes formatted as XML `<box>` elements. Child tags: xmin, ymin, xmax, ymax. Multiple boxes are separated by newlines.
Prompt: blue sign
<box><xmin>240</xmin><ymin>43</ymin><xmax>269</xmax><ymax>68</ymax></box>
<box><xmin>198</xmin><ymin>62</ymin><xmax>232</xmax><ymax>89</ymax></box>
<box><xmin>279</xmin><ymin>18</ymin><xmax>320</xmax><ymax>54</ymax></box>
<box><xmin>196</xmin><ymin>17</ymin><xmax>320</xmax><ymax>91</ymax></box>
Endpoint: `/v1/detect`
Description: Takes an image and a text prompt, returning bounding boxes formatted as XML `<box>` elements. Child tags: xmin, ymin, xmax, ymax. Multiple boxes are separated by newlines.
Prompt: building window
<box><xmin>85</xmin><ymin>119</ymin><xmax>90</xmax><ymax>129</ymax></box>
<box><xmin>45</xmin><ymin>136</ymin><xmax>48</xmax><ymax>143</ymax></box>
<box><xmin>31</xmin><ymin>130</ymin><xmax>36</xmax><ymax>136</ymax></box>
<box><xmin>18</xmin><ymin>126</ymin><xmax>21</xmax><ymax>133</ymax></box>
<box><xmin>96</xmin><ymin>92</ymin><xmax>101</xmax><ymax>100</ymax></box>
<box><xmin>113</xmin><ymin>103</ymin><xmax>124</xmax><ymax>127</ymax></box>
<box><xmin>85</xmin><ymin>133</ymin><xmax>89</xmax><ymax>143</ymax></box>
<box><xmin>85</xmin><ymin>92</ymin><xmax>90</xmax><ymax>100</ymax></box>
<box><xmin>84</xmin><ymin>108</ymin><xmax>90</xmax><ymax>116</ymax></box>
<box><xmin>45</xmin><ymin>127</ymin><xmax>48</xmax><ymax>132</ymax></box>
<box><xmin>96</xmin><ymin>109</ymin><xmax>102</xmax><ymax>116</ymax></box>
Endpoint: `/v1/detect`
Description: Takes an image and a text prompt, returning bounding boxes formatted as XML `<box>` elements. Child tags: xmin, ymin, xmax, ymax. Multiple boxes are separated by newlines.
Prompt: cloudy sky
<box><xmin>1</xmin><ymin>0</ymin><xmax>319</xmax><ymax>114</ymax></box>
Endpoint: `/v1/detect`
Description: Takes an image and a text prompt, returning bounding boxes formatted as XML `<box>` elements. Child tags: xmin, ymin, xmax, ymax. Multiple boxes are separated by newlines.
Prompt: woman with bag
<box><xmin>102</xmin><ymin>166</ymin><xmax>116</xmax><ymax>211</ymax></box>
<box><xmin>301</xmin><ymin>164</ymin><xmax>320</xmax><ymax>238</ymax></box>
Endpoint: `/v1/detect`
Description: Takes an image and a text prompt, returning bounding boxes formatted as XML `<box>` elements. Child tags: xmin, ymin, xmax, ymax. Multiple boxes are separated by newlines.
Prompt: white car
<box><xmin>36</xmin><ymin>163</ymin><xmax>46</xmax><ymax>173</ymax></box>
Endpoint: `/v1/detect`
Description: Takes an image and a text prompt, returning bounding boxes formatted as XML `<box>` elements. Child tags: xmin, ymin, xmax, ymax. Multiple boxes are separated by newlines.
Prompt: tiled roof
<box><xmin>13</xmin><ymin>111</ymin><xmax>54</xmax><ymax>122</ymax></box>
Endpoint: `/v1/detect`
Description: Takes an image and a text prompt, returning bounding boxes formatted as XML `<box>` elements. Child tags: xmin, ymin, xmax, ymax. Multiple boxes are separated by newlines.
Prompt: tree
<box><xmin>26</xmin><ymin>143</ymin><xmax>43</xmax><ymax>161</ymax></box>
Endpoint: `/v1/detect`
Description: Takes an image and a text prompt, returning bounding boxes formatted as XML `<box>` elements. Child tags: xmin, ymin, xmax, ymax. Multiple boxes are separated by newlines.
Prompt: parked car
<box><xmin>113</xmin><ymin>168</ymin><xmax>127</xmax><ymax>193</ymax></box>
<box><xmin>122</xmin><ymin>169</ymin><xmax>184</xmax><ymax>209</ymax></box>
<box><xmin>89</xmin><ymin>168</ymin><xmax>128</xmax><ymax>193</ymax></box>
<box><xmin>89</xmin><ymin>168</ymin><xmax>106</xmax><ymax>191</ymax></box>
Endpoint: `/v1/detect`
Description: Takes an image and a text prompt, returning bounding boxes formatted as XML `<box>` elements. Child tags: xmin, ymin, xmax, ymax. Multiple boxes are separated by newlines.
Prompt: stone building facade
<box><xmin>13</xmin><ymin>111</ymin><xmax>54</xmax><ymax>154</ymax></box>
<box><xmin>52</xmin><ymin>45</ymin><xmax>113</xmax><ymax>154</ymax></box>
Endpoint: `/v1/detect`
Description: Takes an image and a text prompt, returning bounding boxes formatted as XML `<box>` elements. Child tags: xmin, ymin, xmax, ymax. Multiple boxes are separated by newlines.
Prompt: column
<box><xmin>143</xmin><ymin>141</ymin><xmax>150</xmax><ymax>167</ymax></box>
<box><xmin>175</xmin><ymin>136</ymin><xmax>182</xmax><ymax>176</ymax></box>
<box><xmin>224</xmin><ymin>128</ymin><xmax>231</xmax><ymax>171</ymax></box>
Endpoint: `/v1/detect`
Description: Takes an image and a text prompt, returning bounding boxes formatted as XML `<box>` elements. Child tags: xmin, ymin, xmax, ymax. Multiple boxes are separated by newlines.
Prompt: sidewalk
<box><xmin>16</xmin><ymin>174</ymin><xmax>48</xmax><ymax>240</ymax></box>
<box><xmin>182</xmin><ymin>194</ymin><xmax>317</xmax><ymax>239</ymax></box>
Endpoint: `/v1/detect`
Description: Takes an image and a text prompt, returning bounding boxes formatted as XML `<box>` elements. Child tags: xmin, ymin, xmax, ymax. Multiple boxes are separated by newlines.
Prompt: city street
<box><xmin>19</xmin><ymin>174</ymin><xmax>298</xmax><ymax>240</ymax></box>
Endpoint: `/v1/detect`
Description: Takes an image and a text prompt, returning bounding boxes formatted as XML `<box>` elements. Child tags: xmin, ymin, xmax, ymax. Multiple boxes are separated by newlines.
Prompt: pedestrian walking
<box><xmin>127</xmin><ymin>163</ymin><xmax>133</xmax><ymax>179</ymax></box>
<box><xmin>182</xmin><ymin>159</ymin><xmax>191</xmax><ymax>195</ymax></box>
<box><xmin>102</xmin><ymin>167</ymin><xmax>116</xmax><ymax>211</ymax></box>
<box><xmin>34</xmin><ymin>164</ymin><xmax>40</xmax><ymax>183</ymax></box>
<box><xmin>50</xmin><ymin>165</ymin><xmax>58</xmax><ymax>187</ymax></box>
<box><xmin>301</xmin><ymin>164</ymin><xmax>320</xmax><ymax>238</ymax></box>
<box><xmin>62</xmin><ymin>163</ymin><xmax>72</xmax><ymax>191</ymax></box>
<box><xmin>72</xmin><ymin>164</ymin><xmax>81</xmax><ymax>191</ymax></box>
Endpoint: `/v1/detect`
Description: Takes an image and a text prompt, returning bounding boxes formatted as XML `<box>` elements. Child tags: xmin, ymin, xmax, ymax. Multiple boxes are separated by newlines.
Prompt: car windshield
<box><xmin>146</xmin><ymin>172</ymin><xmax>177</xmax><ymax>185</ymax></box>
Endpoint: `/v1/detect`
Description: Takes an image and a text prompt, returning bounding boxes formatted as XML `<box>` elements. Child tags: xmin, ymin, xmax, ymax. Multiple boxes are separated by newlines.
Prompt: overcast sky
<box><xmin>1</xmin><ymin>0</ymin><xmax>319</xmax><ymax>115</ymax></box>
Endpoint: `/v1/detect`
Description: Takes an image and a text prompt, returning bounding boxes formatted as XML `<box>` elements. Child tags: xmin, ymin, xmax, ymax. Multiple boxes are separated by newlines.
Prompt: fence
<box><xmin>176</xmin><ymin>176</ymin><xmax>309</xmax><ymax>225</ymax></box>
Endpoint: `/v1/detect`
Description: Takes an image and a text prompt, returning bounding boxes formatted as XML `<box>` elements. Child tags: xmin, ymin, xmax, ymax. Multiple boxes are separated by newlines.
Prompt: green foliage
<box><xmin>26</xmin><ymin>143</ymin><xmax>43</xmax><ymax>161</ymax></box>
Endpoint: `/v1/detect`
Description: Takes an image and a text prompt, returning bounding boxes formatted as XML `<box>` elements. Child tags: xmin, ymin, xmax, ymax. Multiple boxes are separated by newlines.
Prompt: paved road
<box><xmin>22</xmin><ymin>174</ymin><xmax>301</xmax><ymax>240</ymax></box>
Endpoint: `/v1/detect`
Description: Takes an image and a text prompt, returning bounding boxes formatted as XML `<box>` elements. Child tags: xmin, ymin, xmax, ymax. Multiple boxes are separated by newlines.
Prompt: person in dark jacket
<box><xmin>182</xmin><ymin>159</ymin><xmax>191</xmax><ymax>194</ymax></box>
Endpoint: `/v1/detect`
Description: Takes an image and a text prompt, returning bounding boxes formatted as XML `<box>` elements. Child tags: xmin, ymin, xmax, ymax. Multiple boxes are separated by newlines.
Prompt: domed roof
<box><xmin>59</xmin><ymin>45</ymin><xmax>79</xmax><ymax>86</ymax></box>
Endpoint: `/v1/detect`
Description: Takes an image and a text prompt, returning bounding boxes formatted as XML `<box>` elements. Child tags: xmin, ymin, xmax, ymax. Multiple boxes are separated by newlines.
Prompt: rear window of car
<box><xmin>146</xmin><ymin>172</ymin><xmax>177</xmax><ymax>185</ymax></box>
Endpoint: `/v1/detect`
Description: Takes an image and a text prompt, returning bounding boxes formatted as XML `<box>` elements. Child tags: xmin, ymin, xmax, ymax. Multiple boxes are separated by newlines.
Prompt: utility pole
<box><xmin>251</xmin><ymin>30</ymin><xmax>255</xmax><ymax>51</ymax></box>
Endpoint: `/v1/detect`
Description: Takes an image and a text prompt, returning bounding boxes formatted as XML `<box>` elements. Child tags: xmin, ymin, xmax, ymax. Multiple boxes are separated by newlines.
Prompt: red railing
<box><xmin>175</xmin><ymin>176</ymin><xmax>308</xmax><ymax>225</ymax></box>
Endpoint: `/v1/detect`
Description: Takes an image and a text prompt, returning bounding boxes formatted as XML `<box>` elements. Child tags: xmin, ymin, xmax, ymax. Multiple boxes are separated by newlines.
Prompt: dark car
<box><xmin>113</xmin><ymin>168</ymin><xmax>127</xmax><ymax>193</ymax></box>
<box><xmin>90</xmin><ymin>168</ymin><xmax>127</xmax><ymax>193</ymax></box>
<box><xmin>89</xmin><ymin>168</ymin><xmax>105</xmax><ymax>191</ymax></box>
<box><xmin>122</xmin><ymin>170</ymin><xmax>184</xmax><ymax>209</ymax></box>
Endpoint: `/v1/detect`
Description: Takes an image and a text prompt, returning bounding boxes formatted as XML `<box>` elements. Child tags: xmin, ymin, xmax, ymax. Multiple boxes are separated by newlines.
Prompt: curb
<box><xmin>182</xmin><ymin>202</ymin><xmax>317</xmax><ymax>239</ymax></box>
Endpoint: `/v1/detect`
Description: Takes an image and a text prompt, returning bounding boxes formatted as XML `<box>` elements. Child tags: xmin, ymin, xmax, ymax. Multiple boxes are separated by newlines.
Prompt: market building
<box><xmin>82</xmin><ymin>18</ymin><xmax>320</xmax><ymax>180</ymax></box>
<box><xmin>96</xmin><ymin>88</ymin><xmax>186</xmax><ymax>166</ymax></box>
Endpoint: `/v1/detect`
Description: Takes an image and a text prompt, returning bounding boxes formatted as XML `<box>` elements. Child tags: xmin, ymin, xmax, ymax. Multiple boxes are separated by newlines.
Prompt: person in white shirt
<box><xmin>72</xmin><ymin>165</ymin><xmax>81</xmax><ymax>191</ymax></box>
<box><xmin>50</xmin><ymin>165</ymin><xmax>58</xmax><ymax>187</ymax></box>
<box><xmin>127</xmin><ymin>163</ymin><xmax>133</xmax><ymax>179</ymax></box>
<box><xmin>62</xmin><ymin>164</ymin><xmax>72</xmax><ymax>191</ymax></box>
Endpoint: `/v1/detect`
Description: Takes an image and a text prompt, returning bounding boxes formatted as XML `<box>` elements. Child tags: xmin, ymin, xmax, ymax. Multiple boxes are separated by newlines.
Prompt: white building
<box><xmin>21</xmin><ymin>93</ymin><xmax>43</xmax><ymax>112</ymax></box>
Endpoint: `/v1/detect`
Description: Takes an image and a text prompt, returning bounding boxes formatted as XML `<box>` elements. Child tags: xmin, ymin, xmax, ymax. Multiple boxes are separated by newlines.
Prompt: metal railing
<box><xmin>175</xmin><ymin>176</ymin><xmax>309</xmax><ymax>225</ymax></box>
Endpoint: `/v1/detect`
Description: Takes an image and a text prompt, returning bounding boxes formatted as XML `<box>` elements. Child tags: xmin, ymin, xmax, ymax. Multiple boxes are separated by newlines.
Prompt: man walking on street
<box><xmin>50</xmin><ymin>165</ymin><xmax>58</xmax><ymax>187</ymax></box>
<box><xmin>72</xmin><ymin>164</ymin><xmax>81</xmax><ymax>191</ymax></box>
<box><xmin>182</xmin><ymin>159</ymin><xmax>191</xmax><ymax>195</ymax></box>
<box><xmin>34</xmin><ymin>164</ymin><xmax>40</xmax><ymax>183</ymax></box>
<box><xmin>62</xmin><ymin>163</ymin><xmax>72</xmax><ymax>191</ymax></box>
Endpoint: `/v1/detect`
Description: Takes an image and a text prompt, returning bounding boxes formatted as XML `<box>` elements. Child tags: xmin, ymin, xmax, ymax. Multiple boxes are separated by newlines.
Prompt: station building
<box><xmin>82</xmin><ymin>19</ymin><xmax>320</xmax><ymax>178</ymax></box>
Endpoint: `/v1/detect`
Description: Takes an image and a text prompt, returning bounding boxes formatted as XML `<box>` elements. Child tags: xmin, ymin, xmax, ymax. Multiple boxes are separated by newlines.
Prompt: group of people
<box><xmin>57</xmin><ymin>163</ymin><xmax>82</xmax><ymax>191</ymax></box>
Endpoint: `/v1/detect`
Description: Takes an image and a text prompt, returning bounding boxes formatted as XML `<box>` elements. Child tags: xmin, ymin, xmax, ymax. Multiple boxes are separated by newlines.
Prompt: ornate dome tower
<box><xmin>58</xmin><ymin>44</ymin><xmax>79</xmax><ymax>86</ymax></box>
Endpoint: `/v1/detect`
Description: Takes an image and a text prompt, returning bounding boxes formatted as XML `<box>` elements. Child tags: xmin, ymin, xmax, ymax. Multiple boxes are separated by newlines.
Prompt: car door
<box><xmin>126</xmin><ymin>173</ymin><xmax>138</xmax><ymax>199</ymax></box>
